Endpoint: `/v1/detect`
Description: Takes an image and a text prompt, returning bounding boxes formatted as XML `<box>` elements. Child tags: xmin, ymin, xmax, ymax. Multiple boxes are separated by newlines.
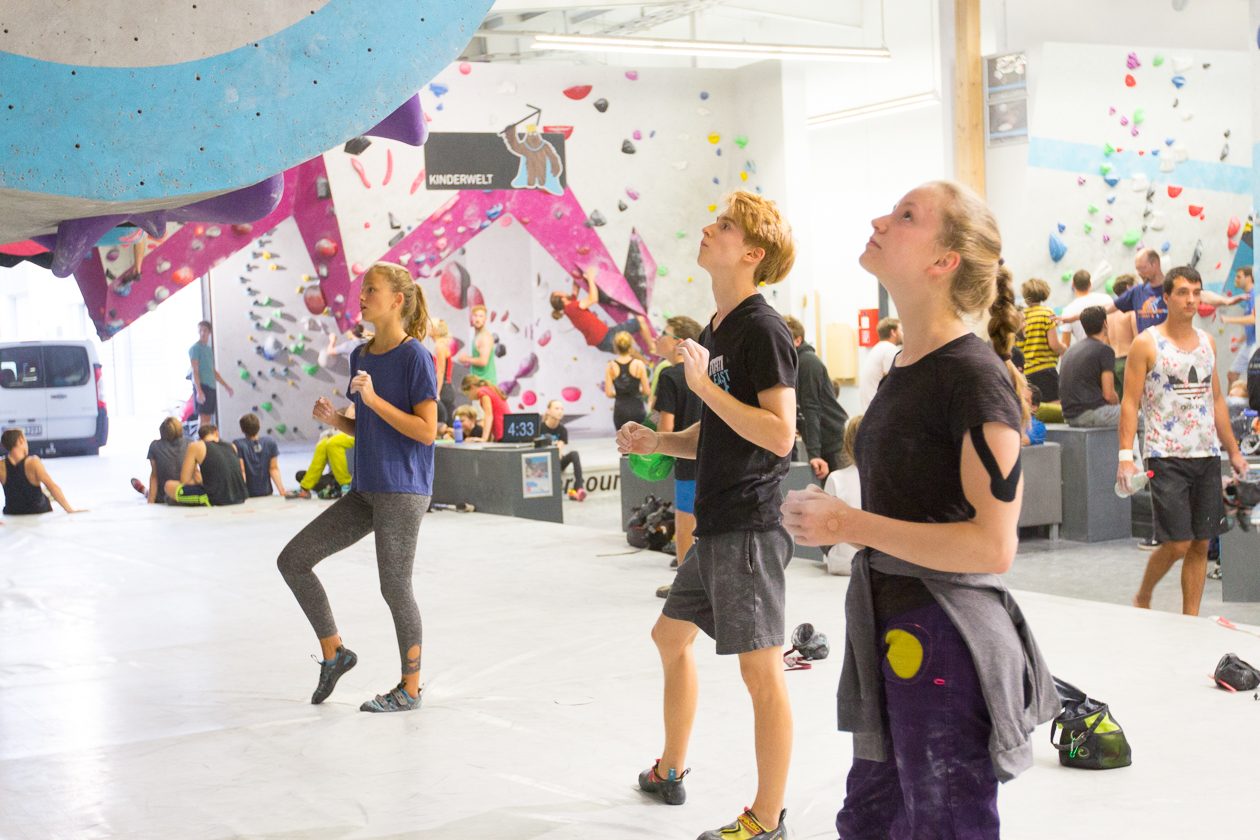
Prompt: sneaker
<box><xmin>1138</xmin><ymin>536</ymin><xmax>1160</xmax><ymax>550</ymax></box>
<box><xmin>310</xmin><ymin>646</ymin><xmax>357</xmax><ymax>704</ymax></box>
<box><xmin>285</xmin><ymin>488</ymin><xmax>312</xmax><ymax>500</ymax></box>
<box><xmin>1208</xmin><ymin>563</ymin><xmax>1223</xmax><ymax>581</ymax></box>
<box><xmin>697</xmin><ymin>808</ymin><xmax>788</xmax><ymax>840</ymax></box>
<box><xmin>567</xmin><ymin>488</ymin><xmax>588</xmax><ymax>501</ymax></box>
<box><xmin>360</xmin><ymin>683</ymin><xmax>423</xmax><ymax>713</ymax></box>
<box><xmin>130</xmin><ymin>477</ymin><xmax>147</xmax><ymax>496</ymax></box>
<box><xmin>340</xmin><ymin>484</ymin><xmax>352</xmax><ymax>496</ymax></box>
<box><xmin>638</xmin><ymin>761</ymin><xmax>688</xmax><ymax>805</ymax></box>
<box><xmin>656</xmin><ymin>584</ymin><xmax>672</xmax><ymax>599</ymax></box>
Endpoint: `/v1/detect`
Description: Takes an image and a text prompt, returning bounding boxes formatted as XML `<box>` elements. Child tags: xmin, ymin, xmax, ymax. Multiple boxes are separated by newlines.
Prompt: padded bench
<box><xmin>1043</xmin><ymin>424</ymin><xmax>1130</xmax><ymax>542</ymax></box>
<box><xmin>1017</xmin><ymin>441</ymin><xmax>1062</xmax><ymax>541</ymax></box>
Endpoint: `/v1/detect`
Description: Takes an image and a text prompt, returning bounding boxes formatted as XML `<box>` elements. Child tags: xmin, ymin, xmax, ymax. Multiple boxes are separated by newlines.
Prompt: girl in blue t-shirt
<box><xmin>278</xmin><ymin>263</ymin><xmax>438</xmax><ymax>713</ymax></box>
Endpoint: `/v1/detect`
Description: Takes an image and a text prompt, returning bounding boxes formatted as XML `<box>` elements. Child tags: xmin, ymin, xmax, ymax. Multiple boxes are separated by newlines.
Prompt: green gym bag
<box><xmin>1050</xmin><ymin>677</ymin><xmax>1132</xmax><ymax>770</ymax></box>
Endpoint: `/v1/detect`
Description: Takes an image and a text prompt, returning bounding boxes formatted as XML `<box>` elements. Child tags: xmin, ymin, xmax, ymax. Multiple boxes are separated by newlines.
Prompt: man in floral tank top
<box><xmin>1118</xmin><ymin>266</ymin><xmax>1248</xmax><ymax>615</ymax></box>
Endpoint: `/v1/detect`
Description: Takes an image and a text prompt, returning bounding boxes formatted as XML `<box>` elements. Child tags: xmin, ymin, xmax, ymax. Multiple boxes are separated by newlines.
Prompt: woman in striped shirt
<box><xmin>1016</xmin><ymin>277</ymin><xmax>1065</xmax><ymax>402</ymax></box>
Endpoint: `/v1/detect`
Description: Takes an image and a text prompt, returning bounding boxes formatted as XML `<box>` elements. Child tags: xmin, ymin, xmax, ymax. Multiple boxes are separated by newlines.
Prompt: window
<box><xmin>0</xmin><ymin>347</ymin><xmax>42</xmax><ymax>389</ymax></box>
<box><xmin>42</xmin><ymin>346</ymin><xmax>90</xmax><ymax>388</ymax></box>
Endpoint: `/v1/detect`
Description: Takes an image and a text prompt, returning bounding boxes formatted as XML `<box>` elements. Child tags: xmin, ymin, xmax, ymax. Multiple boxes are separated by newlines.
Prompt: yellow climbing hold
<box><xmin>884</xmin><ymin>628</ymin><xmax>924</xmax><ymax>679</ymax></box>
<box><xmin>707</xmin><ymin>203</ymin><xmax>717</xmax><ymax>213</ymax></box>
<box><xmin>707</xmin><ymin>133</ymin><xmax>721</xmax><ymax>144</ymax></box>
<box><xmin>739</xmin><ymin>171</ymin><xmax>749</xmax><ymax>182</ymax></box>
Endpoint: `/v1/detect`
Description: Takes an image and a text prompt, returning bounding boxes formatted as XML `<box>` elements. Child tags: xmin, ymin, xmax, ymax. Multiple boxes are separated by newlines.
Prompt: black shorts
<box><xmin>1026</xmin><ymin>367</ymin><xmax>1059</xmax><ymax>403</ymax></box>
<box><xmin>196</xmin><ymin>385</ymin><xmax>217</xmax><ymax>415</ymax></box>
<box><xmin>662</xmin><ymin>526</ymin><xmax>792</xmax><ymax>655</ymax></box>
<box><xmin>1148</xmin><ymin>456</ymin><xmax>1225</xmax><ymax>543</ymax></box>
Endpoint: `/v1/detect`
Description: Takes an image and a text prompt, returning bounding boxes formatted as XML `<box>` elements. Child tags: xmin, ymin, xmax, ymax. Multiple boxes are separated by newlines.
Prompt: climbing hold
<box><xmin>458</xmin><ymin>62</ymin><xmax>472</xmax><ymax>75</ymax></box>
<box><xmin>1133</xmin><ymin>108</ymin><xmax>1145</xmax><ymax>124</ymax></box>
<box><xmin>621</xmin><ymin>139</ymin><xmax>636</xmax><ymax>154</ymax></box>
<box><xmin>1161</xmin><ymin>241</ymin><xmax>1171</xmax><ymax>253</ymax></box>
<box><xmin>1228</xmin><ymin>216</ymin><xmax>1242</xmax><ymax>238</ymax></box>
<box><xmin>1124</xmin><ymin>74</ymin><xmax>1136</xmax><ymax>87</ymax></box>
<box><xmin>1103</xmin><ymin>143</ymin><xmax>1115</xmax><ymax>156</ymax></box>
<box><xmin>1077</xmin><ymin>176</ymin><xmax>1087</xmax><ymax>186</ymax></box>
<box><xmin>593</xmin><ymin>98</ymin><xmax>609</xmax><ymax>113</ymax></box>
<box><xmin>1171</xmin><ymin>75</ymin><xmax>1186</xmax><ymax>88</ymax></box>
<box><xmin>699</xmin><ymin>91</ymin><xmax>710</xmax><ymax>100</ymax></box>
<box><xmin>626</xmin><ymin>70</ymin><xmax>639</xmax><ymax>80</ymax></box>
<box><xmin>1122</xmin><ymin>230</ymin><xmax>1141</xmax><ymax>247</ymax></box>
<box><xmin>587</xmin><ymin>210</ymin><xmax>607</xmax><ymax>227</ymax></box>
<box><xmin>561</xmin><ymin>386</ymin><xmax>582</xmax><ymax>402</ymax></box>
<box><xmin>1100</xmin><ymin>163</ymin><xmax>1113</xmax><ymax>175</ymax></box>
<box><xmin>1188</xmin><ymin>204</ymin><xmax>1204</xmax><ymax>216</ymax></box>
<box><xmin>1103</xmin><ymin>175</ymin><xmax>1120</xmax><ymax>187</ymax></box>
<box><xmin>1168</xmin><ymin>185</ymin><xmax>1183</xmax><ymax>198</ymax></box>
<box><xmin>564</xmin><ymin>85</ymin><xmax>593</xmax><ymax>100</ymax></box>
<box><xmin>707</xmin><ymin>133</ymin><xmax>721</xmax><ymax>144</ymax></box>
<box><xmin>303</xmin><ymin>363</ymin><xmax>319</xmax><ymax>376</ymax></box>
<box><xmin>626</xmin><ymin>188</ymin><xmax>640</xmax><ymax>200</ymax></box>
<box><xmin>633</xmin><ymin>129</ymin><xmax>642</xmax><ymax>141</ymax></box>
<box><xmin>1103</xmin><ymin>234</ymin><xmax>1111</xmax><ymax>244</ymax></box>
<box><xmin>1153</xmin><ymin>54</ymin><xmax>1165</xmax><ymax>67</ymax></box>
<box><xmin>315</xmin><ymin>238</ymin><xmax>338</xmax><ymax>258</ymax></box>
<box><xmin>1057</xmin><ymin>223</ymin><xmax>1067</xmax><ymax>233</ymax></box>
<box><xmin>617</xmin><ymin>200</ymin><xmax>628</xmax><ymax>212</ymax></box>
<box><xmin>734</xmin><ymin>135</ymin><xmax>749</xmax><ymax>149</ymax></box>
<box><xmin>276</xmin><ymin>423</ymin><xmax>288</xmax><ymax>434</ymax></box>
<box><xmin>1084</xmin><ymin>223</ymin><xmax>1093</xmax><ymax>234</ymax></box>
<box><xmin>1126</xmin><ymin>52</ymin><xmax>1140</xmax><ymax>69</ymax></box>
<box><xmin>1049</xmin><ymin>234</ymin><xmax>1067</xmax><ymax>262</ymax></box>
<box><xmin>172</xmin><ymin>267</ymin><xmax>195</xmax><ymax>286</ymax></box>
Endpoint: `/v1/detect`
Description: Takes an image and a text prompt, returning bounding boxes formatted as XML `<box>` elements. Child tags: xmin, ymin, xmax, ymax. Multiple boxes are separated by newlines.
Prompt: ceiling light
<box><xmin>808</xmin><ymin>92</ymin><xmax>939</xmax><ymax>127</ymax></box>
<box><xmin>527</xmin><ymin>33</ymin><xmax>890</xmax><ymax>63</ymax></box>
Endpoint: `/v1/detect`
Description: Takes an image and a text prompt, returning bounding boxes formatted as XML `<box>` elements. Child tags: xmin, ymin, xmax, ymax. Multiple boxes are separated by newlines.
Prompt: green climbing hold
<box><xmin>303</xmin><ymin>363</ymin><xmax>319</xmax><ymax>376</ymax></box>
<box><xmin>1088</xmin><ymin>204</ymin><xmax>1100</xmax><ymax>214</ymax></box>
<box><xmin>1061</xmin><ymin>271</ymin><xmax>1073</xmax><ymax>283</ymax></box>
<box><xmin>1084</xmin><ymin>223</ymin><xmax>1093</xmax><ymax>234</ymax></box>
<box><xmin>261</xmin><ymin>318</ymin><xmax>273</xmax><ymax>329</ymax></box>
<box><xmin>276</xmin><ymin>423</ymin><xmax>288</xmax><ymax>434</ymax></box>
<box><xmin>1099</xmin><ymin>163</ymin><xmax>1113</xmax><ymax>176</ymax></box>
<box><xmin>261</xmin><ymin>401</ymin><xmax>274</xmax><ymax>412</ymax></box>
<box><xmin>657</xmin><ymin>266</ymin><xmax>669</xmax><ymax>277</ymax></box>
<box><xmin>1133</xmin><ymin>108</ymin><xmax>1145</xmax><ymax>125</ymax></box>
<box><xmin>733</xmin><ymin>135</ymin><xmax>749</xmax><ymax>149</ymax></box>
<box><xmin>239</xmin><ymin>368</ymin><xmax>251</xmax><ymax>380</ymax></box>
<box><xmin>290</xmin><ymin>342</ymin><xmax>305</xmax><ymax>355</ymax></box>
<box><xmin>1105</xmin><ymin>278</ymin><xmax>1115</xmax><ymax>294</ymax></box>
<box><xmin>1122</xmin><ymin>229</ymin><xmax>1141</xmax><ymax>247</ymax></box>
<box><xmin>675</xmin><ymin>231</ymin><xmax>687</xmax><ymax>239</ymax></box>
<box><xmin>1152</xmin><ymin>54</ymin><xmax>1164</xmax><ymax>67</ymax></box>
<box><xmin>1103</xmin><ymin>142</ymin><xmax>1115</xmax><ymax>157</ymax></box>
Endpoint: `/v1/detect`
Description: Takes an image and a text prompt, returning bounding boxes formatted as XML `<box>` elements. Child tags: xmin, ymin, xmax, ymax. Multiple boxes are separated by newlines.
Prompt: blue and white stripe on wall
<box><xmin>1028</xmin><ymin>137</ymin><xmax>1252</xmax><ymax>195</ymax></box>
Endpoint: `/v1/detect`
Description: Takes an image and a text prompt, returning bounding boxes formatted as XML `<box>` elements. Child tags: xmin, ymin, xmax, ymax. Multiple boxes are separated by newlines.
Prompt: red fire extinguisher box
<box><xmin>858</xmin><ymin>308</ymin><xmax>879</xmax><ymax>348</ymax></box>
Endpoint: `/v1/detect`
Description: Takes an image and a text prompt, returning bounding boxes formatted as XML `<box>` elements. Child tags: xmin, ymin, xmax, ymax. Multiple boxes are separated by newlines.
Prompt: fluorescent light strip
<box><xmin>528</xmin><ymin>33</ymin><xmax>890</xmax><ymax>62</ymax></box>
<box><xmin>808</xmin><ymin>92</ymin><xmax>939</xmax><ymax>127</ymax></box>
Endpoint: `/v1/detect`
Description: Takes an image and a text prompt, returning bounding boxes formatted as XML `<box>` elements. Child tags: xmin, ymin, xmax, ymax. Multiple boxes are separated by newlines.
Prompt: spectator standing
<box><xmin>785</xmin><ymin>315</ymin><xmax>850</xmax><ymax>478</ymax></box>
<box><xmin>1222</xmin><ymin>266</ymin><xmax>1256</xmax><ymax>387</ymax></box>
<box><xmin>1118</xmin><ymin>266</ymin><xmax>1247</xmax><ymax>615</ymax></box>
<box><xmin>1106</xmin><ymin>275</ymin><xmax>1139</xmax><ymax>401</ymax></box>
<box><xmin>1058</xmin><ymin>270</ymin><xmax>1113</xmax><ymax>347</ymax></box>
<box><xmin>189</xmin><ymin>321</ymin><xmax>234</xmax><ymax>429</ymax></box>
<box><xmin>858</xmin><ymin>317</ymin><xmax>902</xmax><ymax>410</ymax></box>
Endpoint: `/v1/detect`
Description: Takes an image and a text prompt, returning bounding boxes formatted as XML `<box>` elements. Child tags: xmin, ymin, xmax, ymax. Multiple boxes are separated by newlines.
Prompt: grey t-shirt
<box><xmin>146</xmin><ymin>437</ymin><xmax>187</xmax><ymax>503</ymax></box>
<box><xmin>1059</xmin><ymin>337</ymin><xmax>1116</xmax><ymax>419</ymax></box>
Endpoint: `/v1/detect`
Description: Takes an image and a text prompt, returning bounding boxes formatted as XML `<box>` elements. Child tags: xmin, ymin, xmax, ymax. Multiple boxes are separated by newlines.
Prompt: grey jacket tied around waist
<box><xmin>838</xmin><ymin>548</ymin><xmax>1060</xmax><ymax>782</ymax></box>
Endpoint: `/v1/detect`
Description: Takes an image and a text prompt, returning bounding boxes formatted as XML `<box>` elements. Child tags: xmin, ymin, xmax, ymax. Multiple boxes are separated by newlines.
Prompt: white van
<box><xmin>0</xmin><ymin>340</ymin><xmax>109</xmax><ymax>456</ymax></box>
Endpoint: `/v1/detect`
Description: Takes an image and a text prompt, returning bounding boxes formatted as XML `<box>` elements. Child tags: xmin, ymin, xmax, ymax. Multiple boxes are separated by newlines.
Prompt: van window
<box><xmin>0</xmin><ymin>347</ymin><xmax>42</xmax><ymax>389</ymax></box>
<box><xmin>43</xmin><ymin>346</ymin><xmax>90</xmax><ymax>388</ymax></box>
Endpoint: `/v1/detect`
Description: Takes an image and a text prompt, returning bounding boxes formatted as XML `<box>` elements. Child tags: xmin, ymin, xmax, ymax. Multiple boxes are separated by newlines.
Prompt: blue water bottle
<box><xmin>453</xmin><ymin>418</ymin><xmax>464</xmax><ymax>443</ymax></box>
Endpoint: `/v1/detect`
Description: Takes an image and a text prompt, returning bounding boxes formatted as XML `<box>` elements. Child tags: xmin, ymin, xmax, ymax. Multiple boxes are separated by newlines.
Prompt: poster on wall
<box><xmin>425</xmin><ymin>114</ymin><xmax>569</xmax><ymax>196</ymax></box>
<box><xmin>521</xmin><ymin>452</ymin><xmax>553</xmax><ymax>498</ymax></box>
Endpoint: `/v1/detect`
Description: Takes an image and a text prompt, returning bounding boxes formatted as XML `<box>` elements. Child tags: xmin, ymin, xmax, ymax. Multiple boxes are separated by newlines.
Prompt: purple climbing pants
<box><xmin>836</xmin><ymin>600</ymin><xmax>1000</xmax><ymax>839</ymax></box>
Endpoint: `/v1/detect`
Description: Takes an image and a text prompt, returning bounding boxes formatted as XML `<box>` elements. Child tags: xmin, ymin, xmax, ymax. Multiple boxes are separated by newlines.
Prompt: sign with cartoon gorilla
<box><xmin>425</xmin><ymin>111</ymin><xmax>568</xmax><ymax>196</ymax></box>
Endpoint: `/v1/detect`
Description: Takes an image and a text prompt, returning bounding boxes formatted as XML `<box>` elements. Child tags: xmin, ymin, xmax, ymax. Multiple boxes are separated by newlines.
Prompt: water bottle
<box><xmin>1115</xmin><ymin>469</ymin><xmax>1154</xmax><ymax>498</ymax></box>
<box><xmin>453</xmin><ymin>418</ymin><xmax>464</xmax><ymax>443</ymax></box>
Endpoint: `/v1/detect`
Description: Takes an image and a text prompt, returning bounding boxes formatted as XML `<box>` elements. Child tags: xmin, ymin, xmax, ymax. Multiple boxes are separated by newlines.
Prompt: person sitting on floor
<box><xmin>1</xmin><ymin>428</ymin><xmax>84</xmax><ymax>515</ymax></box>
<box><xmin>540</xmin><ymin>399</ymin><xmax>586</xmax><ymax>500</ymax></box>
<box><xmin>166</xmin><ymin>424</ymin><xmax>248</xmax><ymax>507</ymax></box>
<box><xmin>287</xmin><ymin>404</ymin><xmax>355</xmax><ymax>499</ymax></box>
<box><xmin>234</xmin><ymin>413</ymin><xmax>286</xmax><ymax>497</ymax></box>
<box><xmin>822</xmin><ymin>415</ymin><xmax>863</xmax><ymax>576</ymax></box>
<box><xmin>132</xmin><ymin>417</ymin><xmax>187</xmax><ymax>503</ymax></box>
<box><xmin>1060</xmin><ymin>305</ymin><xmax>1120</xmax><ymax>428</ymax></box>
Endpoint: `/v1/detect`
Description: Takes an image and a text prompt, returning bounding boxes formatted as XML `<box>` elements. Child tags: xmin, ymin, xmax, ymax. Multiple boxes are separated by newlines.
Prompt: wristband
<box><xmin>1118</xmin><ymin>450</ymin><xmax>1134</xmax><ymax>463</ymax></box>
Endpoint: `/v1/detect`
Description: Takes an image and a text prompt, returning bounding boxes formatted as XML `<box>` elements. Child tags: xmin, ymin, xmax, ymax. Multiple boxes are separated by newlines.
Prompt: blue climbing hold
<box><xmin>1049</xmin><ymin>233</ymin><xmax>1068</xmax><ymax>263</ymax></box>
<box><xmin>1161</xmin><ymin>241</ymin><xmax>1171</xmax><ymax>253</ymax></box>
<box><xmin>1103</xmin><ymin>174</ymin><xmax>1120</xmax><ymax>187</ymax></box>
<box><xmin>1106</xmin><ymin>195</ymin><xmax>1117</xmax><ymax>204</ymax></box>
<box><xmin>1057</xmin><ymin>223</ymin><xmax>1066</xmax><ymax>233</ymax></box>
<box><xmin>1171</xmin><ymin>75</ymin><xmax>1186</xmax><ymax>88</ymax></box>
<box><xmin>486</xmin><ymin>203</ymin><xmax>503</xmax><ymax>221</ymax></box>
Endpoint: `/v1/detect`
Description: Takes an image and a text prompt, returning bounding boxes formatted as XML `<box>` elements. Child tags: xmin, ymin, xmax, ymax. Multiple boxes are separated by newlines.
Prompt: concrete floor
<box><xmin>3</xmin><ymin>435</ymin><xmax>1259</xmax><ymax>838</ymax></box>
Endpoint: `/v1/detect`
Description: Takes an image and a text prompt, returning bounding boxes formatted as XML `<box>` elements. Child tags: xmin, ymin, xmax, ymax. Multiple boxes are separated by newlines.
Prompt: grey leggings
<box><xmin>278</xmin><ymin>491</ymin><xmax>429</xmax><ymax>675</ymax></box>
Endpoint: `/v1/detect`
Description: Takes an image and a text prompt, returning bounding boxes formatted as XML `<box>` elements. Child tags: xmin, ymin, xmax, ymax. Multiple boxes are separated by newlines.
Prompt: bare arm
<box><xmin>658</xmin><ymin>411</ymin><xmax>675</xmax><ymax>433</ymax></box>
<box><xmin>784</xmin><ymin>423</ymin><xmax>1022</xmax><ymax>573</ymax></box>
<box><xmin>635</xmin><ymin>360</ymin><xmax>651</xmax><ymax>397</ymax></box>
<box><xmin>1222</xmin><ymin>313</ymin><xmax>1257</xmax><ymax>326</ymax></box>
<box><xmin>180</xmin><ymin>441</ymin><xmax>205</xmax><ymax>485</ymax></box>
<box><xmin>581</xmin><ymin>267</ymin><xmax>599</xmax><ymax>310</ymax></box>
<box><xmin>1118</xmin><ymin>334</ymin><xmax>1152</xmax><ymax>452</ymax></box>
<box><xmin>1047</xmin><ymin>325</ymin><xmax>1066</xmax><ymax>357</ymax></box>
<box><xmin>1062</xmin><ymin>300</ymin><xmax>1118</xmax><ymax>323</ymax></box>
<box><xmin>469</xmin><ymin>333</ymin><xmax>493</xmax><ymax>367</ymax></box>
<box><xmin>618</xmin><ymin>420</ymin><xmax>700</xmax><ymax>459</ymax></box>
<box><xmin>314</xmin><ymin>398</ymin><xmax>356</xmax><ymax>436</ymax></box>
<box><xmin>1100</xmin><ymin>369</ymin><xmax>1119</xmax><ymax>405</ymax></box>
<box><xmin>478</xmin><ymin>395</ymin><xmax>493</xmax><ymax>441</ymax></box>
<box><xmin>1208</xmin><ymin>335</ymin><xmax>1248</xmax><ymax>476</ymax></box>
<box><xmin>269</xmin><ymin>456</ymin><xmax>287</xmax><ymax>495</ymax></box>
<box><xmin>435</xmin><ymin>342</ymin><xmax>450</xmax><ymax>389</ymax></box>
<box><xmin>30</xmin><ymin>457</ymin><xmax>79</xmax><ymax>513</ymax></box>
<box><xmin>604</xmin><ymin>362</ymin><xmax>617</xmax><ymax>398</ymax></box>
<box><xmin>1202</xmin><ymin>290</ymin><xmax>1243</xmax><ymax>308</ymax></box>
<box><xmin>190</xmin><ymin>359</ymin><xmax>203</xmax><ymax>397</ymax></box>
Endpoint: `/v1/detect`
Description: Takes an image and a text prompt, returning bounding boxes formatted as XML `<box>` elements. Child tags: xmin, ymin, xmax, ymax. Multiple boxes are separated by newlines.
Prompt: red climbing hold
<box><xmin>1124</xmin><ymin>74</ymin><xmax>1136</xmax><ymax>87</ymax></box>
<box><xmin>1167</xmin><ymin>185</ymin><xmax>1183</xmax><ymax>198</ymax></box>
<box><xmin>563</xmin><ymin>85</ymin><xmax>593</xmax><ymax>100</ymax></box>
<box><xmin>1188</xmin><ymin>204</ymin><xmax>1203</xmax><ymax>216</ymax></box>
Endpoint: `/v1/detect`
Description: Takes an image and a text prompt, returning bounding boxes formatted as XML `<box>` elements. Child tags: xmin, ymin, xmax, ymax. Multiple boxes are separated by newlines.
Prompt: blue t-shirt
<box><xmin>1113</xmin><ymin>282</ymin><xmax>1166</xmax><ymax>334</ymax></box>
<box><xmin>233</xmin><ymin>435</ymin><xmax>279</xmax><ymax>497</ymax></box>
<box><xmin>189</xmin><ymin>342</ymin><xmax>216</xmax><ymax>387</ymax></box>
<box><xmin>1026</xmin><ymin>416</ymin><xmax>1046</xmax><ymax>446</ymax></box>
<box><xmin>347</xmin><ymin>339</ymin><xmax>437</xmax><ymax>495</ymax></box>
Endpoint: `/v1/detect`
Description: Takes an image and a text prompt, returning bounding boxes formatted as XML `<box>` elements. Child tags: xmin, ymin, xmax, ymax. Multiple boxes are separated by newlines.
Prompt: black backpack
<box><xmin>1049</xmin><ymin>677</ymin><xmax>1133</xmax><ymax>770</ymax></box>
<box><xmin>628</xmin><ymin>494</ymin><xmax>675</xmax><ymax>551</ymax></box>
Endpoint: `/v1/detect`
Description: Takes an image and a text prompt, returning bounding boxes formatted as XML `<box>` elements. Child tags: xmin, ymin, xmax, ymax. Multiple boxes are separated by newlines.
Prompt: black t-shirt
<box><xmin>540</xmin><ymin>420</ymin><xmax>569</xmax><ymax>445</ymax></box>
<box><xmin>654</xmin><ymin>364</ymin><xmax>702</xmax><ymax>481</ymax></box>
<box><xmin>201</xmin><ymin>440</ymin><xmax>249</xmax><ymax>506</ymax></box>
<box><xmin>856</xmin><ymin>333</ymin><xmax>1022</xmax><ymax>621</ymax></box>
<box><xmin>146</xmin><ymin>437</ymin><xmax>187</xmax><ymax>503</ymax></box>
<box><xmin>1059</xmin><ymin>337</ymin><xmax>1116</xmax><ymax>419</ymax></box>
<box><xmin>694</xmin><ymin>294</ymin><xmax>798</xmax><ymax>536</ymax></box>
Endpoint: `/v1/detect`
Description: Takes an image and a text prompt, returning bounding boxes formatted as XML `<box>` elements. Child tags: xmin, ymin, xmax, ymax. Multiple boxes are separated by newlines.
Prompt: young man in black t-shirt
<box><xmin>618</xmin><ymin>192</ymin><xmax>798</xmax><ymax>840</ymax></box>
